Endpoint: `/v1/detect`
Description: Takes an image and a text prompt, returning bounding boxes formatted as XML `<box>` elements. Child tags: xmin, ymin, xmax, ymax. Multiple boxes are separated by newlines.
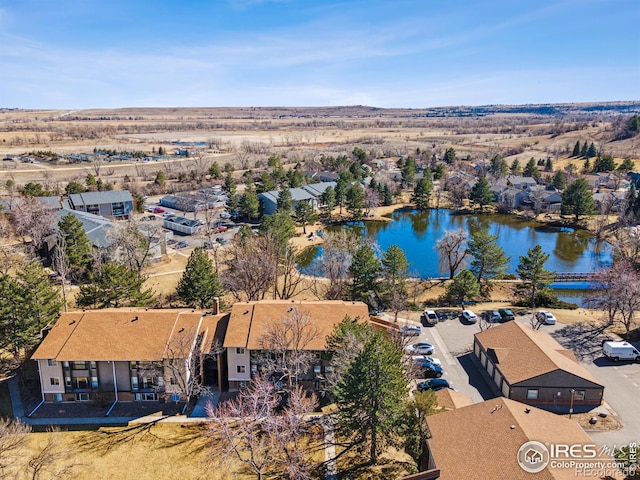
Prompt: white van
<box><xmin>603</xmin><ymin>341</ymin><xmax>640</xmax><ymax>361</ymax></box>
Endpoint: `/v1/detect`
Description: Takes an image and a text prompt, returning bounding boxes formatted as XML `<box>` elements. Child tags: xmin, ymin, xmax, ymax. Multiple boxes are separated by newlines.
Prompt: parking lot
<box><xmin>396</xmin><ymin>310</ymin><xmax>640</xmax><ymax>445</ymax></box>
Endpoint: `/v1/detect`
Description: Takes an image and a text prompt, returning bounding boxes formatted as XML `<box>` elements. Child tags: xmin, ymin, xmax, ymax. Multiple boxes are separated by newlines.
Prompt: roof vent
<box><xmin>244</xmin><ymin>310</ymin><xmax>249</xmax><ymax>315</ymax></box>
<box><xmin>525</xmin><ymin>408</ymin><xmax>531</xmax><ymax>414</ymax></box>
<box><xmin>490</xmin><ymin>405</ymin><xmax>502</xmax><ymax>414</ymax></box>
<box><xmin>178</xmin><ymin>327</ymin><xmax>185</xmax><ymax>333</ymax></box>
<box><xmin>132</xmin><ymin>316</ymin><xmax>139</xmax><ymax>322</ymax></box>
<box><xmin>510</xmin><ymin>425</ymin><xmax>516</xmax><ymax>430</ymax></box>
<box><xmin>69</xmin><ymin>320</ymin><xmax>76</xmax><ymax>325</ymax></box>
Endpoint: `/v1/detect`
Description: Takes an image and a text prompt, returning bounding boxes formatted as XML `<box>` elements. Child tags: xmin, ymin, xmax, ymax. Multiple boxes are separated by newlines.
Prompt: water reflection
<box><xmin>301</xmin><ymin>210</ymin><xmax>612</xmax><ymax>278</ymax></box>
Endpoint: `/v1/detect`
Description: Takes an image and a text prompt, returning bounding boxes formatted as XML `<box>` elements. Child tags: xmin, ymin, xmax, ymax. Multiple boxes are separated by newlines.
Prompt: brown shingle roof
<box><xmin>32</xmin><ymin>309</ymin><xmax>227</xmax><ymax>361</ymax></box>
<box><xmin>427</xmin><ymin>398</ymin><xmax>617</xmax><ymax>480</ymax></box>
<box><xmin>475</xmin><ymin>321</ymin><xmax>602</xmax><ymax>386</ymax></box>
<box><xmin>223</xmin><ymin>300</ymin><xmax>369</xmax><ymax>350</ymax></box>
<box><xmin>434</xmin><ymin>389</ymin><xmax>473</xmax><ymax>411</ymax></box>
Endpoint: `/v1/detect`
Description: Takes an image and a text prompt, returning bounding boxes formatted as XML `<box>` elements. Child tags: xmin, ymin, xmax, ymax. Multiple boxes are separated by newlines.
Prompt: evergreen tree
<box><xmin>65</xmin><ymin>181</ymin><xmax>86</xmax><ymax>194</ymax></box>
<box><xmin>381</xmin><ymin>245</ymin><xmax>409</xmax><ymax>313</ymax></box>
<box><xmin>208</xmin><ymin>162</ymin><xmax>222</xmax><ymax>179</ymax></box>
<box><xmin>510</xmin><ymin>159</ymin><xmax>522</xmax><ymax>175</ymax></box>
<box><xmin>154</xmin><ymin>170</ymin><xmax>166</xmax><ymax>187</ymax></box>
<box><xmin>382</xmin><ymin>184</ymin><xmax>393</xmax><ymax>206</ymax></box>
<box><xmin>293</xmin><ymin>201</ymin><xmax>317</xmax><ymax>234</ymax></box>
<box><xmin>176</xmin><ymin>248</ymin><xmax>223</xmax><ymax>309</ymax></box>
<box><xmin>523</xmin><ymin>158</ymin><xmax>540</xmax><ymax>178</ymax></box>
<box><xmin>572</xmin><ymin>141</ymin><xmax>581</xmax><ymax>157</ymax></box>
<box><xmin>469</xmin><ymin>176</ymin><xmax>494</xmax><ymax>210</ymax></box>
<box><xmin>401</xmin><ymin>157</ymin><xmax>417</xmax><ymax>187</ymax></box>
<box><xmin>468</xmin><ymin>228</ymin><xmax>510</xmax><ymax>284</ymax></box>
<box><xmin>580</xmin><ymin>141</ymin><xmax>588</xmax><ymax>158</ymax></box>
<box><xmin>584</xmin><ymin>157</ymin><xmax>592</xmax><ymax>173</ymax></box>
<box><xmin>239</xmin><ymin>185</ymin><xmax>260</xmax><ymax>221</ymax></box>
<box><xmin>333</xmin><ymin>328</ymin><xmax>408</xmax><ymax>464</ymax></box>
<box><xmin>345</xmin><ymin>183</ymin><xmax>365</xmax><ymax>220</ymax></box>
<box><xmin>562</xmin><ymin>178</ymin><xmax>596</xmax><ymax>222</ymax></box>
<box><xmin>320</xmin><ymin>186</ymin><xmax>336</xmax><ymax>215</ymax></box>
<box><xmin>58</xmin><ymin>213</ymin><xmax>92</xmax><ymax>270</ymax></box>
<box><xmin>21</xmin><ymin>182</ymin><xmax>47</xmax><ymax>197</ymax></box>
<box><xmin>433</xmin><ymin>163</ymin><xmax>446</xmax><ymax>180</ymax></box>
<box><xmin>76</xmin><ymin>261</ymin><xmax>155</xmax><ymax>308</ymax></box>
<box><xmin>489</xmin><ymin>155</ymin><xmax>509</xmax><ymax>177</ymax></box>
<box><xmin>276</xmin><ymin>187</ymin><xmax>293</xmax><ymax>213</ymax></box>
<box><xmin>544</xmin><ymin>157</ymin><xmax>553</xmax><ymax>171</ymax></box>
<box><xmin>411</xmin><ymin>178</ymin><xmax>433</xmax><ymax>210</ymax></box>
<box><xmin>516</xmin><ymin>245</ymin><xmax>555</xmax><ymax>309</ymax></box>
<box><xmin>618</xmin><ymin>158</ymin><xmax>635</xmax><ymax>173</ymax></box>
<box><xmin>349</xmin><ymin>244</ymin><xmax>380</xmax><ymax>303</ymax></box>
<box><xmin>223</xmin><ymin>173</ymin><xmax>236</xmax><ymax>195</ymax></box>
<box><xmin>551</xmin><ymin>171</ymin><xmax>567</xmax><ymax>190</ymax></box>
<box><xmin>593</xmin><ymin>155</ymin><xmax>617</xmax><ymax>173</ymax></box>
<box><xmin>260</xmin><ymin>211</ymin><xmax>295</xmax><ymax>255</ymax></box>
<box><xmin>586</xmin><ymin>142</ymin><xmax>597</xmax><ymax>159</ymax></box>
<box><xmin>335</xmin><ymin>178</ymin><xmax>348</xmax><ymax>215</ymax></box>
<box><xmin>444</xmin><ymin>269</ymin><xmax>480</xmax><ymax>306</ymax></box>
<box><xmin>443</xmin><ymin>148</ymin><xmax>457</xmax><ymax>165</ymax></box>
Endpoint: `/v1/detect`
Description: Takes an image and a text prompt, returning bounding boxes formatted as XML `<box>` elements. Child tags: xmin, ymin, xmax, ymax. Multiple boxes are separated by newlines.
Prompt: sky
<box><xmin>0</xmin><ymin>0</ymin><xmax>638</xmax><ymax>109</ymax></box>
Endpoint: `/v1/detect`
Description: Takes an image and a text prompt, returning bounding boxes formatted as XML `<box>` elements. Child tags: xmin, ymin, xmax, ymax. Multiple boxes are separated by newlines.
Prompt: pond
<box><xmin>299</xmin><ymin>209</ymin><xmax>613</xmax><ymax>279</ymax></box>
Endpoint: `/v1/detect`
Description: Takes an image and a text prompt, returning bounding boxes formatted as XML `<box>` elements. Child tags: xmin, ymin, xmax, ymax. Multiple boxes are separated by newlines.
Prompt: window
<box><xmin>236</xmin><ymin>348</ymin><xmax>245</xmax><ymax>355</ymax></box>
<box><xmin>72</xmin><ymin>361</ymin><xmax>86</xmax><ymax>370</ymax></box>
<box><xmin>49</xmin><ymin>377</ymin><xmax>60</xmax><ymax>386</ymax></box>
<box><xmin>141</xmin><ymin>377</ymin><xmax>153</xmax><ymax>389</ymax></box>
<box><xmin>130</xmin><ymin>361</ymin><xmax>137</xmax><ymax>370</ymax></box>
<box><xmin>527</xmin><ymin>389</ymin><xmax>539</xmax><ymax>400</ymax></box>
<box><xmin>135</xmin><ymin>393</ymin><xmax>157</xmax><ymax>401</ymax></box>
<box><xmin>76</xmin><ymin>393</ymin><xmax>90</xmax><ymax>401</ymax></box>
<box><xmin>131</xmin><ymin>377</ymin><xmax>138</xmax><ymax>390</ymax></box>
<box><xmin>91</xmin><ymin>376</ymin><xmax>98</xmax><ymax>389</ymax></box>
<box><xmin>573</xmin><ymin>390</ymin><xmax>586</xmax><ymax>401</ymax></box>
<box><xmin>324</xmin><ymin>365</ymin><xmax>333</xmax><ymax>373</ymax></box>
<box><xmin>237</xmin><ymin>365</ymin><xmax>246</xmax><ymax>374</ymax></box>
<box><xmin>314</xmin><ymin>365</ymin><xmax>322</xmax><ymax>374</ymax></box>
<box><xmin>65</xmin><ymin>376</ymin><xmax>71</xmax><ymax>388</ymax></box>
<box><xmin>62</xmin><ymin>361</ymin><xmax>69</xmax><ymax>368</ymax></box>
<box><xmin>53</xmin><ymin>394</ymin><xmax>63</xmax><ymax>402</ymax></box>
<box><xmin>74</xmin><ymin>377</ymin><xmax>89</xmax><ymax>389</ymax></box>
<box><xmin>48</xmin><ymin>359</ymin><xmax>58</xmax><ymax>367</ymax></box>
<box><xmin>90</xmin><ymin>361</ymin><xmax>97</xmax><ymax>369</ymax></box>
<box><xmin>170</xmin><ymin>377</ymin><xmax>177</xmax><ymax>386</ymax></box>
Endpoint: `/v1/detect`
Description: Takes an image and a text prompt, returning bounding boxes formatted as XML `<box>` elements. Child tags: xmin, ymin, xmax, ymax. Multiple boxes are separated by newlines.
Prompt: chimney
<box><xmin>212</xmin><ymin>297</ymin><xmax>219</xmax><ymax>315</ymax></box>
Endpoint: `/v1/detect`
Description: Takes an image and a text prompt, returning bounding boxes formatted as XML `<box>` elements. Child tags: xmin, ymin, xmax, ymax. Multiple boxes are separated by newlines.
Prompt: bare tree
<box><xmin>363</xmin><ymin>188</ymin><xmax>380</xmax><ymax>217</ymax></box>
<box><xmin>0</xmin><ymin>419</ymin><xmax>29</xmax><ymax>478</ymax></box>
<box><xmin>91</xmin><ymin>154</ymin><xmax>103</xmax><ymax>177</ymax></box>
<box><xmin>107</xmin><ymin>217</ymin><xmax>160</xmax><ymax>275</ymax></box>
<box><xmin>52</xmin><ymin>230</ymin><xmax>71</xmax><ymax>312</ymax></box>
<box><xmin>224</xmin><ymin>235</ymin><xmax>277</xmax><ymax>301</ymax></box>
<box><xmin>276</xmin><ymin>247</ymin><xmax>311</xmax><ymax>300</ymax></box>
<box><xmin>10</xmin><ymin>197</ymin><xmax>56</xmax><ymax>252</ymax></box>
<box><xmin>436</xmin><ymin>229</ymin><xmax>468</xmax><ymax>279</ymax></box>
<box><xmin>312</xmin><ymin>230</ymin><xmax>360</xmax><ymax>300</ymax></box>
<box><xmin>609</xmin><ymin>226</ymin><xmax>640</xmax><ymax>267</ymax></box>
<box><xmin>257</xmin><ymin>307</ymin><xmax>320</xmax><ymax>389</ymax></box>
<box><xmin>26</xmin><ymin>427</ymin><xmax>77</xmax><ymax>480</ymax></box>
<box><xmin>206</xmin><ymin>375</ymin><xmax>317</xmax><ymax>480</ymax></box>
<box><xmin>477</xmin><ymin>312</ymin><xmax>497</xmax><ymax>332</ymax></box>
<box><xmin>586</xmin><ymin>261</ymin><xmax>640</xmax><ymax>335</ymax></box>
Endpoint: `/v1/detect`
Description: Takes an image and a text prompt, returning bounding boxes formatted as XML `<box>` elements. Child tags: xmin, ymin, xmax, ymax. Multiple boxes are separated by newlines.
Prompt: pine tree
<box><xmin>523</xmin><ymin>158</ymin><xmax>540</xmax><ymax>178</ymax></box>
<box><xmin>76</xmin><ymin>261</ymin><xmax>155</xmax><ymax>309</ymax></box>
<box><xmin>345</xmin><ymin>184</ymin><xmax>365</xmax><ymax>219</ymax></box>
<box><xmin>551</xmin><ymin>171</ymin><xmax>567</xmax><ymax>190</ymax></box>
<box><xmin>382</xmin><ymin>184</ymin><xmax>393</xmax><ymax>206</ymax></box>
<box><xmin>445</xmin><ymin>269</ymin><xmax>480</xmax><ymax>305</ymax></box>
<box><xmin>580</xmin><ymin>141</ymin><xmax>588</xmax><ymax>158</ymax></box>
<box><xmin>411</xmin><ymin>178</ymin><xmax>433</xmax><ymax>210</ymax></box>
<box><xmin>333</xmin><ymin>328</ymin><xmax>408</xmax><ymax>464</ymax></box>
<box><xmin>572</xmin><ymin>141</ymin><xmax>581</xmax><ymax>157</ymax></box>
<box><xmin>468</xmin><ymin>228</ymin><xmax>510</xmax><ymax>284</ymax></box>
<box><xmin>443</xmin><ymin>148</ymin><xmax>456</xmax><ymax>165</ymax></box>
<box><xmin>510</xmin><ymin>159</ymin><xmax>522</xmax><ymax>175</ymax></box>
<box><xmin>516</xmin><ymin>245</ymin><xmax>555</xmax><ymax>309</ymax></box>
<box><xmin>208</xmin><ymin>162</ymin><xmax>222</xmax><ymax>179</ymax></box>
<box><xmin>586</xmin><ymin>143</ymin><xmax>597</xmax><ymax>159</ymax></box>
<box><xmin>58</xmin><ymin>213</ymin><xmax>92</xmax><ymax>271</ymax></box>
<box><xmin>239</xmin><ymin>186</ymin><xmax>260</xmax><ymax>220</ymax></box>
<box><xmin>470</xmin><ymin>176</ymin><xmax>494</xmax><ymax>210</ymax></box>
<box><xmin>349</xmin><ymin>244</ymin><xmax>380</xmax><ymax>303</ymax></box>
<box><xmin>176</xmin><ymin>248</ymin><xmax>223</xmax><ymax>309</ymax></box>
<box><xmin>294</xmin><ymin>201</ymin><xmax>317</xmax><ymax>234</ymax></box>
<box><xmin>562</xmin><ymin>178</ymin><xmax>596</xmax><ymax>223</ymax></box>
<box><xmin>276</xmin><ymin>187</ymin><xmax>293</xmax><ymax>213</ymax></box>
<box><xmin>320</xmin><ymin>186</ymin><xmax>336</xmax><ymax>215</ymax></box>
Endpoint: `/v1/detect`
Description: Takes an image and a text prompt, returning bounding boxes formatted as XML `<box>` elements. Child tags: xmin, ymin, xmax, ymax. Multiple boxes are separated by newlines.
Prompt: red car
<box><xmin>214</xmin><ymin>225</ymin><xmax>228</xmax><ymax>233</ymax></box>
<box><xmin>153</xmin><ymin>207</ymin><xmax>165</xmax><ymax>213</ymax></box>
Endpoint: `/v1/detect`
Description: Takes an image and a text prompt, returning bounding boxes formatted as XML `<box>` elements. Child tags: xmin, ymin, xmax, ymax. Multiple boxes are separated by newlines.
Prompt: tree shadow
<box><xmin>550</xmin><ymin>322</ymin><xmax>613</xmax><ymax>362</ymax></box>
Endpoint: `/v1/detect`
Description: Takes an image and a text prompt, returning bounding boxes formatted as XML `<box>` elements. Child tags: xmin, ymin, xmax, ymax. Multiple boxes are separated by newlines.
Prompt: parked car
<box><xmin>215</xmin><ymin>237</ymin><xmax>228</xmax><ymax>245</ymax></box>
<box><xmin>176</xmin><ymin>240</ymin><xmax>188</xmax><ymax>248</ymax></box>
<box><xmin>421</xmin><ymin>362</ymin><xmax>443</xmax><ymax>378</ymax></box>
<box><xmin>417</xmin><ymin>378</ymin><xmax>450</xmax><ymax>392</ymax></box>
<box><xmin>603</xmin><ymin>341</ymin><xmax>640</xmax><ymax>361</ymax></box>
<box><xmin>498</xmin><ymin>308</ymin><xmax>515</xmax><ymax>322</ymax></box>
<box><xmin>484</xmin><ymin>310</ymin><xmax>502</xmax><ymax>323</ymax></box>
<box><xmin>410</xmin><ymin>355</ymin><xmax>441</xmax><ymax>366</ymax></box>
<box><xmin>405</xmin><ymin>342</ymin><xmax>435</xmax><ymax>355</ymax></box>
<box><xmin>423</xmin><ymin>310</ymin><xmax>439</xmax><ymax>326</ymax></box>
<box><xmin>461</xmin><ymin>310</ymin><xmax>478</xmax><ymax>323</ymax></box>
<box><xmin>399</xmin><ymin>325</ymin><xmax>421</xmax><ymax>336</ymax></box>
<box><xmin>536</xmin><ymin>310</ymin><xmax>557</xmax><ymax>325</ymax></box>
<box><xmin>153</xmin><ymin>207</ymin><xmax>165</xmax><ymax>213</ymax></box>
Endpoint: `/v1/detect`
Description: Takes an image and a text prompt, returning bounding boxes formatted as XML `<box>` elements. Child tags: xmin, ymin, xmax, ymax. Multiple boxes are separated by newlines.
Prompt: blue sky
<box><xmin>0</xmin><ymin>0</ymin><xmax>638</xmax><ymax>109</ymax></box>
